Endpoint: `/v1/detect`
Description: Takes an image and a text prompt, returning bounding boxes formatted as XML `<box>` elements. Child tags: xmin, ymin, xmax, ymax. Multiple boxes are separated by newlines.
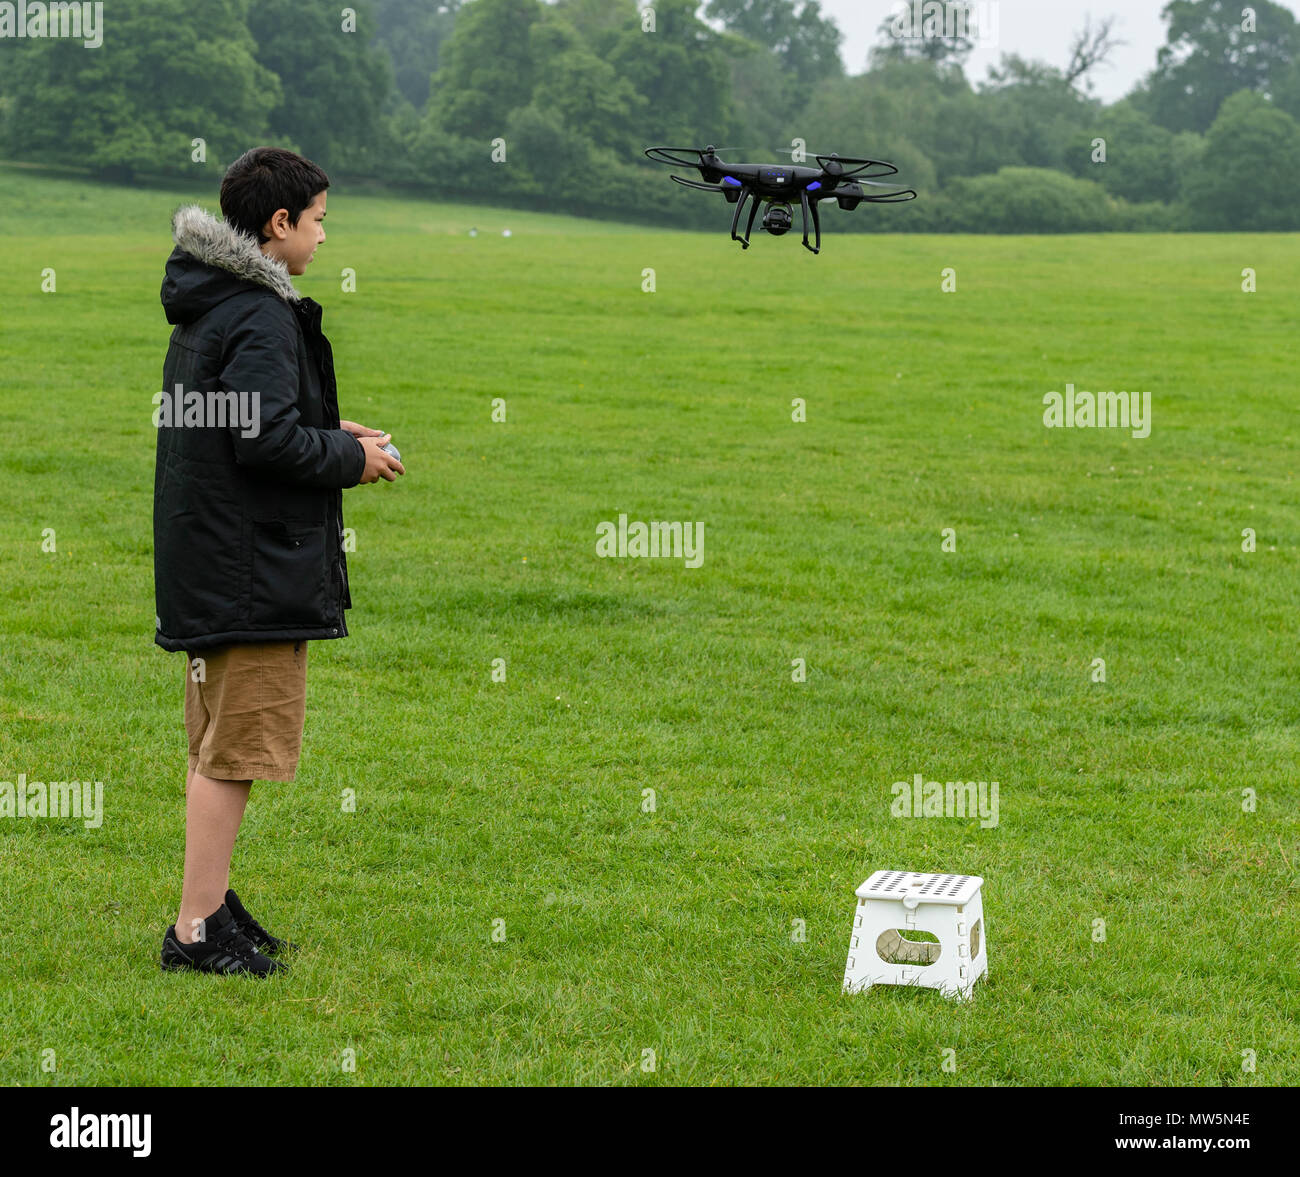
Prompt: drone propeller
<box><xmin>857</xmin><ymin>189</ymin><xmax>918</xmax><ymax>203</ymax></box>
<box><xmin>759</xmin><ymin>147</ymin><xmax>903</xmax><ymax>181</ymax></box>
<box><xmin>711</xmin><ymin>146</ymin><xmax>786</xmax><ymax>162</ymax></box>
<box><xmin>645</xmin><ymin>145</ymin><xmax>716</xmax><ymax>168</ymax></box>
<box><xmin>767</xmin><ymin>146</ymin><xmax>886</xmax><ymax>167</ymax></box>
<box><xmin>817</xmin><ymin>154</ymin><xmax>900</xmax><ymax>181</ymax></box>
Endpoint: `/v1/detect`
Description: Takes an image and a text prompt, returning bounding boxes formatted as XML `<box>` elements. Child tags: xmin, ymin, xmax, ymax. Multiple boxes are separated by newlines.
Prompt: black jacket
<box><xmin>154</xmin><ymin>205</ymin><xmax>366</xmax><ymax>652</ymax></box>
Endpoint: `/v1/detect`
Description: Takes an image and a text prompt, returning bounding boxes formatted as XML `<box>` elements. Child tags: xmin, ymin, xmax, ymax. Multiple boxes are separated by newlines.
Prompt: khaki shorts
<box><xmin>184</xmin><ymin>641</ymin><xmax>308</xmax><ymax>781</ymax></box>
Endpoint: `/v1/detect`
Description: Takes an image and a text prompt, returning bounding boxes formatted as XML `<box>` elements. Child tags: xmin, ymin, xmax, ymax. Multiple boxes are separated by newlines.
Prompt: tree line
<box><xmin>1</xmin><ymin>0</ymin><xmax>1298</xmax><ymax>232</ymax></box>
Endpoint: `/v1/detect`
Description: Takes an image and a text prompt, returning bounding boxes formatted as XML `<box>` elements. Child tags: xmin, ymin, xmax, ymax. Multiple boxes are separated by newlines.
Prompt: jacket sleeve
<box><xmin>219</xmin><ymin>297</ymin><xmax>366</xmax><ymax>489</ymax></box>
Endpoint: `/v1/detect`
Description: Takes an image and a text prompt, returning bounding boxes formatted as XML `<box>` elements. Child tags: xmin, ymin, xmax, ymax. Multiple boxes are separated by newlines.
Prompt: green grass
<box><xmin>1</xmin><ymin>160</ymin><xmax>1297</xmax><ymax>1086</ymax></box>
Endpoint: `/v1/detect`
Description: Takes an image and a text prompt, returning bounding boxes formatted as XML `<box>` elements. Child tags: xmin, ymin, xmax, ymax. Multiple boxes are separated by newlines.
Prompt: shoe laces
<box><xmin>239</xmin><ymin>914</ymin><xmax>274</xmax><ymax>948</ymax></box>
<box><xmin>212</xmin><ymin>922</ymin><xmax>261</xmax><ymax>966</ymax></box>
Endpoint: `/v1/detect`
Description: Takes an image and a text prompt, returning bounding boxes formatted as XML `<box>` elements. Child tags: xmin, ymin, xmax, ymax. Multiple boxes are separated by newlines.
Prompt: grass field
<box><xmin>1</xmin><ymin>160</ymin><xmax>1297</xmax><ymax>1086</ymax></box>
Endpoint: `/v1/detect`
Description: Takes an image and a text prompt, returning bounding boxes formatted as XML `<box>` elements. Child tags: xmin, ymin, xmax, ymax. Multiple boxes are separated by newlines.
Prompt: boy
<box><xmin>154</xmin><ymin>146</ymin><xmax>403</xmax><ymax>976</ymax></box>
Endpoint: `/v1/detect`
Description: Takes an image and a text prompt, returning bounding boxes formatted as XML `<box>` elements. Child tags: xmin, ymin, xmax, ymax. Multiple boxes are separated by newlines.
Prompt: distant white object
<box><xmin>469</xmin><ymin>228</ymin><xmax>478</xmax><ymax>237</ymax></box>
<box><xmin>502</xmin><ymin>229</ymin><xmax>512</xmax><ymax>237</ymax></box>
<box><xmin>842</xmin><ymin>871</ymin><xmax>987</xmax><ymax>1002</ymax></box>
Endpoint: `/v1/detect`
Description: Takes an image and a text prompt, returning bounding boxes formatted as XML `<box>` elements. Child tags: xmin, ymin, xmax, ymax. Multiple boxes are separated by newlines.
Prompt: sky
<box><xmin>805</xmin><ymin>0</ymin><xmax>1300</xmax><ymax>103</ymax></box>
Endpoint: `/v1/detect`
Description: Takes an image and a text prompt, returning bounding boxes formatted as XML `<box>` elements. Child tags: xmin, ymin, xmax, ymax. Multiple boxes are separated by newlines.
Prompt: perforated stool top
<box><xmin>855</xmin><ymin>870</ymin><xmax>983</xmax><ymax>907</ymax></box>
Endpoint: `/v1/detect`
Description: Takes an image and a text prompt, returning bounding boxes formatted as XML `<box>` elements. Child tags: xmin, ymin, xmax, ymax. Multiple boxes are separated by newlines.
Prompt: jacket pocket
<box><xmin>248</xmin><ymin>519</ymin><xmax>329</xmax><ymax>627</ymax></box>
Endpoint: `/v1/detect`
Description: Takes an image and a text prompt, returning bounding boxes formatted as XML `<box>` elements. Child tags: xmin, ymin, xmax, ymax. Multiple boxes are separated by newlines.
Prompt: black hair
<box><xmin>219</xmin><ymin>147</ymin><xmax>330</xmax><ymax>244</ymax></box>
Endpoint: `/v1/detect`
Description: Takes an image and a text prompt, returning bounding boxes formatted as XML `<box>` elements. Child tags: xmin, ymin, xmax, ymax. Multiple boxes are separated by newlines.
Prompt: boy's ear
<box><xmin>262</xmin><ymin>207</ymin><xmax>291</xmax><ymax>242</ymax></box>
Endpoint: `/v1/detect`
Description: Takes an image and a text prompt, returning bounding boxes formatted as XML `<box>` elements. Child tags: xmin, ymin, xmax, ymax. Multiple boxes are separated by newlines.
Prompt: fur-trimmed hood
<box><xmin>161</xmin><ymin>204</ymin><xmax>300</xmax><ymax>324</ymax></box>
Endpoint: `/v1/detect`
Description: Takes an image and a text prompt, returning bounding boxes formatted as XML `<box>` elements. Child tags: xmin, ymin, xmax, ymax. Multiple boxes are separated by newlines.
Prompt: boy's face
<box><xmin>259</xmin><ymin>190</ymin><xmax>327</xmax><ymax>275</ymax></box>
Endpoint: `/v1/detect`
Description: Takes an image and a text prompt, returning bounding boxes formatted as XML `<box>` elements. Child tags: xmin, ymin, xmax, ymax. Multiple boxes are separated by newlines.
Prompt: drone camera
<box><xmin>762</xmin><ymin>202</ymin><xmax>794</xmax><ymax>236</ymax></box>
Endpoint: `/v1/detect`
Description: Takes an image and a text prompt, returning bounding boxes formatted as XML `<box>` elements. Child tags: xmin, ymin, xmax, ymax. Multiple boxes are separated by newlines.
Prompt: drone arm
<box><xmin>670</xmin><ymin>174</ymin><xmax>727</xmax><ymax>194</ymax></box>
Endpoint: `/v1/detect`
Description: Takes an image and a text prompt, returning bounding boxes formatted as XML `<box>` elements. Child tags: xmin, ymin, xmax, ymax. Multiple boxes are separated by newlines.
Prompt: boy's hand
<box><xmin>357</xmin><ymin>434</ymin><xmax>405</xmax><ymax>483</ymax></box>
<box><xmin>340</xmin><ymin>420</ymin><xmax>386</xmax><ymax>439</ymax></box>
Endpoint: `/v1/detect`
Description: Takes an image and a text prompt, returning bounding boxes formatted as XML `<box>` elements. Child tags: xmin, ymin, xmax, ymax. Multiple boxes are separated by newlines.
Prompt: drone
<box><xmin>644</xmin><ymin>144</ymin><xmax>916</xmax><ymax>254</ymax></box>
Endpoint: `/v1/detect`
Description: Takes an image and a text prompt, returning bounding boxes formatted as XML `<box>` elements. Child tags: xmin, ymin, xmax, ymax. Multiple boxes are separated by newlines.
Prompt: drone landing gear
<box><xmin>800</xmin><ymin>188</ymin><xmax>822</xmax><ymax>255</ymax></box>
<box><xmin>728</xmin><ymin>185</ymin><xmax>822</xmax><ymax>252</ymax></box>
<box><xmin>744</xmin><ymin>192</ymin><xmax>761</xmax><ymax>245</ymax></box>
<box><xmin>729</xmin><ymin>185</ymin><xmax>759</xmax><ymax>250</ymax></box>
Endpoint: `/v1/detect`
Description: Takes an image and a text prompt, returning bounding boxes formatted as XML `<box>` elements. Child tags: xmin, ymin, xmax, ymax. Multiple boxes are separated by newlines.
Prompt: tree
<box><xmin>1140</xmin><ymin>0</ymin><xmax>1300</xmax><ymax>133</ymax></box>
<box><xmin>248</xmin><ymin>0</ymin><xmax>395</xmax><ymax>172</ymax></box>
<box><xmin>530</xmin><ymin>22</ymin><xmax>645</xmax><ymax>155</ymax></box>
<box><xmin>799</xmin><ymin>63</ymin><xmax>961</xmax><ymax>185</ymax></box>
<box><xmin>0</xmin><ymin>0</ymin><xmax>280</xmax><ymax>180</ymax></box>
<box><xmin>605</xmin><ymin>0</ymin><xmax>736</xmax><ymax>145</ymax></box>
<box><xmin>1272</xmin><ymin>57</ymin><xmax>1300</xmax><ymax>122</ymax></box>
<box><xmin>1064</xmin><ymin>15</ymin><xmax>1125</xmax><ymax>92</ymax></box>
<box><xmin>705</xmin><ymin>0</ymin><xmax>844</xmax><ymax>102</ymax></box>
<box><xmin>1068</xmin><ymin>100</ymin><xmax>1180</xmax><ymax>204</ymax></box>
<box><xmin>502</xmin><ymin>102</ymin><xmax>593</xmax><ymax>203</ymax></box>
<box><xmin>870</xmin><ymin>0</ymin><xmax>977</xmax><ymax>69</ymax></box>
<box><xmin>945</xmin><ymin>167</ymin><xmax>1118</xmax><ymax>233</ymax></box>
<box><xmin>427</xmin><ymin>0</ymin><xmax>544</xmax><ymax>139</ymax></box>
<box><xmin>552</xmin><ymin>0</ymin><xmax>640</xmax><ymax>55</ymax></box>
<box><xmin>367</xmin><ymin>0</ymin><xmax>463</xmax><ymax>110</ymax></box>
<box><xmin>1183</xmin><ymin>89</ymin><xmax>1300</xmax><ymax>228</ymax></box>
<box><xmin>978</xmin><ymin>56</ymin><xmax>1100</xmax><ymax>174</ymax></box>
<box><xmin>718</xmin><ymin>32</ymin><xmax>804</xmax><ymax>153</ymax></box>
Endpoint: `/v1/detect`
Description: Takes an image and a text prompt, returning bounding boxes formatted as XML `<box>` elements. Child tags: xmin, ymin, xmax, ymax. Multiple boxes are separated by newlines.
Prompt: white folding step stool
<box><xmin>842</xmin><ymin>870</ymin><xmax>987</xmax><ymax>1002</ymax></box>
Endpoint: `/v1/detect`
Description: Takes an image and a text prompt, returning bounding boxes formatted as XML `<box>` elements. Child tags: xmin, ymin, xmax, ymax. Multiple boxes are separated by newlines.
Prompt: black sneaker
<box><xmin>160</xmin><ymin>903</ymin><xmax>284</xmax><ymax>976</ymax></box>
<box><xmin>225</xmin><ymin>888</ymin><xmax>297</xmax><ymax>955</ymax></box>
